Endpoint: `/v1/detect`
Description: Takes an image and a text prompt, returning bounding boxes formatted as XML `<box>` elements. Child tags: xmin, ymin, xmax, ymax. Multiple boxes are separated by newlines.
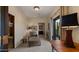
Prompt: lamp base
<box><xmin>65</xmin><ymin>30</ymin><xmax>75</xmax><ymax>48</ymax></box>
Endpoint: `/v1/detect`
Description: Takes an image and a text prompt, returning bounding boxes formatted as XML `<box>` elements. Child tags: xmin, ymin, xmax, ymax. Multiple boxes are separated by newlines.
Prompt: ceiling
<box><xmin>17</xmin><ymin>6</ymin><xmax>57</xmax><ymax>18</ymax></box>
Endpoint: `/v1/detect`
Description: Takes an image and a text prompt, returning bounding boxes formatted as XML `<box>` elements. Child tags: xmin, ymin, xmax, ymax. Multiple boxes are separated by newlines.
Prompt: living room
<box><xmin>0</xmin><ymin>6</ymin><xmax>79</xmax><ymax>52</ymax></box>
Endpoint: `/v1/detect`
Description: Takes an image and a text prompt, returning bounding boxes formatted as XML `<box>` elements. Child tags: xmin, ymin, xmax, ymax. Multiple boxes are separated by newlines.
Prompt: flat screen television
<box><xmin>62</xmin><ymin>13</ymin><xmax>79</xmax><ymax>26</ymax></box>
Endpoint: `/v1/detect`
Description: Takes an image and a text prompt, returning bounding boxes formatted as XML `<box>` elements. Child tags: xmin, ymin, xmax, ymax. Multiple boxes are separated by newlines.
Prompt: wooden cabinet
<box><xmin>1</xmin><ymin>6</ymin><xmax>8</xmax><ymax>52</ymax></box>
<box><xmin>0</xmin><ymin>7</ymin><xmax>15</xmax><ymax>51</ymax></box>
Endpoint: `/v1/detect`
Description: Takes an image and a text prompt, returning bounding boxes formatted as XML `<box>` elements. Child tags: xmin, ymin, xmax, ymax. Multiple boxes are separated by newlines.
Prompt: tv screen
<box><xmin>62</xmin><ymin>13</ymin><xmax>78</xmax><ymax>26</ymax></box>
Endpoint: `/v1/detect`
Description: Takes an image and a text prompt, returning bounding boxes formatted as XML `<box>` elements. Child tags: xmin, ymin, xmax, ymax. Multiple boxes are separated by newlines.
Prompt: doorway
<box><xmin>38</xmin><ymin>23</ymin><xmax>45</xmax><ymax>37</ymax></box>
<box><xmin>53</xmin><ymin>16</ymin><xmax>61</xmax><ymax>40</ymax></box>
<box><xmin>8</xmin><ymin>14</ymin><xmax>15</xmax><ymax>48</ymax></box>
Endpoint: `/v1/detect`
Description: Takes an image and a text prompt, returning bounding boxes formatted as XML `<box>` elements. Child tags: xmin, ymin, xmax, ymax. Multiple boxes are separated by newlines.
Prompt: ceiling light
<box><xmin>33</xmin><ymin>6</ymin><xmax>40</xmax><ymax>11</ymax></box>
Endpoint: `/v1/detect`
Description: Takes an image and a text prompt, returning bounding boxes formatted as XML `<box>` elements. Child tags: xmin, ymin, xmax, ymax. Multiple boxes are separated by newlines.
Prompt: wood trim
<box><xmin>8</xmin><ymin>13</ymin><xmax>15</xmax><ymax>48</ymax></box>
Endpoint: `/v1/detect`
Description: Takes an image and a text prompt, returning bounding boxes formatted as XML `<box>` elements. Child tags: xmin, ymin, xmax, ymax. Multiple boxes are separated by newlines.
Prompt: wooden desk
<box><xmin>51</xmin><ymin>40</ymin><xmax>79</xmax><ymax>52</ymax></box>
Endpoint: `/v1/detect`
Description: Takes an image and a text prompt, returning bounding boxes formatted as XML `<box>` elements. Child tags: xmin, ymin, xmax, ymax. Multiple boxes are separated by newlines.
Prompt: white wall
<box><xmin>69</xmin><ymin>7</ymin><xmax>79</xmax><ymax>43</ymax></box>
<box><xmin>49</xmin><ymin>6</ymin><xmax>60</xmax><ymax>19</ymax></box>
<box><xmin>49</xmin><ymin>19</ymin><xmax>53</xmax><ymax>40</ymax></box>
<box><xmin>9</xmin><ymin>6</ymin><xmax>28</xmax><ymax>48</ymax></box>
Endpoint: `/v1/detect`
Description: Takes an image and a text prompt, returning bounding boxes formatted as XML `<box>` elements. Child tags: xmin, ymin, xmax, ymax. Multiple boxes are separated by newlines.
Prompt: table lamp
<box><xmin>62</xmin><ymin>13</ymin><xmax>79</xmax><ymax>48</ymax></box>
